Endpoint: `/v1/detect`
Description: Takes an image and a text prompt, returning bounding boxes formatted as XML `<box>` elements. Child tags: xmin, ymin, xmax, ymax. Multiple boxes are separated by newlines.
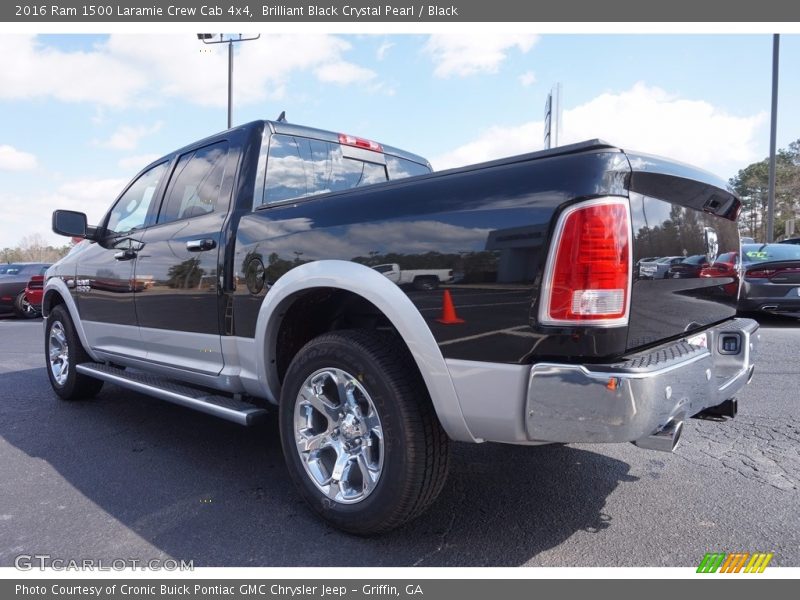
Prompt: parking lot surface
<box><xmin>0</xmin><ymin>313</ymin><xmax>798</xmax><ymax>567</ymax></box>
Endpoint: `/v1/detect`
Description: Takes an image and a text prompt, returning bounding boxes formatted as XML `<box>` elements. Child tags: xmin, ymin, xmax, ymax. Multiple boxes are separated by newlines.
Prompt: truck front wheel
<box><xmin>279</xmin><ymin>329</ymin><xmax>450</xmax><ymax>534</ymax></box>
<box><xmin>45</xmin><ymin>305</ymin><xmax>104</xmax><ymax>401</ymax></box>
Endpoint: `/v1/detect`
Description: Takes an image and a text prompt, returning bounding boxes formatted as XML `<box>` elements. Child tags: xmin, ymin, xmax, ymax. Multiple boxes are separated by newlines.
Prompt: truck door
<box><xmin>133</xmin><ymin>140</ymin><xmax>234</xmax><ymax>375</ymax></box>
<box><xmin>75</xmin><ymin>161</ymin><xmax>169</xmax><ymax>360</ymax></box>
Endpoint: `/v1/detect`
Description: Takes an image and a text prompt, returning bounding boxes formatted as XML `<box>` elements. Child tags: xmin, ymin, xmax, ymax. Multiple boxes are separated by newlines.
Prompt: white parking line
<box><xmin>437</xmin><ymin>325</ymin><xmax>536</xmax><ymax>346</ymax></box>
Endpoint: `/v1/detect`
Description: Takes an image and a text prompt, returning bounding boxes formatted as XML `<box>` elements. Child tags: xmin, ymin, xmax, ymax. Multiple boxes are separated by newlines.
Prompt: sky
<box><xmin>1</xmin><ymin>33</ymin><xmax>799</xmax><ymax>247</ymax></box>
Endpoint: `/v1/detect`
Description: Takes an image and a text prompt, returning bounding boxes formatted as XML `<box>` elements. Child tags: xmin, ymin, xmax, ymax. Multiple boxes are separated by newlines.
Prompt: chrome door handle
<box><xmin>186</xmin><ymin>239</ymin><xmax>217</xmax><ymax>252</ymax></box>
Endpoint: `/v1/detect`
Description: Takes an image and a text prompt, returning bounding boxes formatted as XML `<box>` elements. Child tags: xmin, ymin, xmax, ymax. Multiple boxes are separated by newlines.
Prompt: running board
<box><xmin>75</xmin><ymin>363</ymin><xmax>269</xmax><ymax>426</ymax></box>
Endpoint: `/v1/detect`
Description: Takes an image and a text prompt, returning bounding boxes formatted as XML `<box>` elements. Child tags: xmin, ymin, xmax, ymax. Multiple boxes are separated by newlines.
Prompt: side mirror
<box><xmin>52</xmin><ymin>210</ymin><xmax>89</xmax><ymax>238</ymax></box>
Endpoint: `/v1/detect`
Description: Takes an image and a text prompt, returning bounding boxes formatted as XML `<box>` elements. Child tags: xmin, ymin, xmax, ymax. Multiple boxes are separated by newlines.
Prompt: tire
<box><xmin>45</xmin><ymin>305</ymin><xmax>104</xmax><ymax>401</ymax></box>
<box><xmin>413</xmin><ymin>276</ymin><xmax>439</xmax><ymax>291</ymax></box>
<box><xmin>279</xmin><ymin>329</ymin><xmax>450</xmax><ymax>535</ymax></box>
<box><xmin>13</xmin><ymin>291</ymin><xmax>38</xmax><ymax>319</ymax></box>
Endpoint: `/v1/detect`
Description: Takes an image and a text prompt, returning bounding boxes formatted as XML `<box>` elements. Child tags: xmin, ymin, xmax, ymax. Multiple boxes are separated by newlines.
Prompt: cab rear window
<box><xmin>257</xmin><ymin>133</ymin><xmax>429</xmax><ymax>206</ymax></box>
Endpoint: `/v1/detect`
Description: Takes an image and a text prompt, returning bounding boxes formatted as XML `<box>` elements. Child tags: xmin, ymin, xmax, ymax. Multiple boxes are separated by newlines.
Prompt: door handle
<box><xmin>186</xmin><ymin>239</ymin><xmax>217</xmax><ymax>252</ymax></box>
<box><xmin>114</xmin><ymin>249</ymin><xmax>137</xmax><ymax>261</ymax></box>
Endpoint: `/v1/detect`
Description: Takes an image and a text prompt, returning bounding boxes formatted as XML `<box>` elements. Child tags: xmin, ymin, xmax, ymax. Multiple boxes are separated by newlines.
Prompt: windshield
<box><xmin>742</xmin><ymin>243</ymin><xmax>800</xmax><ymax>264</ymax></box>
<box><xmin>0</xmin><ymin>264</ymin><xmax>22</xmax><ymax>275</ymax></box>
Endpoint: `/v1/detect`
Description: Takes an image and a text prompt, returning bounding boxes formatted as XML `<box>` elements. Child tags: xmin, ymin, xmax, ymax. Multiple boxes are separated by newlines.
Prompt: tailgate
<box><xmin>625</xmin><ymin>152</ymin><xmax>741</xmax><ymax>351</ymax></box>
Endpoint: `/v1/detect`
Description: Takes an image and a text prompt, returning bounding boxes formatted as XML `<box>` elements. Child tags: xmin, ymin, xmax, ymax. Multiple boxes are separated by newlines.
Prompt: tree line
<box><xmin>730</xmin><ymin>138</ymin><xmax>800</xmax><ymax>241</ymax></box>
<box><xmin>1</xmin><ymin>234</ymin><xmax>74</xmax><ymax>264</ymax></box>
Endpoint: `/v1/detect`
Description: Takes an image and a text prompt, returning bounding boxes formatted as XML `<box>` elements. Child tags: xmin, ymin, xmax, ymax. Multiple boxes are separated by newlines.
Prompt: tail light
<box><xmin>27</xmin><ymin>276</ymin><xmax>44</xmax><ymax>290</ymax></box>
<box><xmin>746</xmin><ymin>267</ymin><xmax>800</xmax><ymax>278</ymax></box>
<box><xmin>539</xmin><ymin>198</ymin><xmax>631</xmax><ymax>326</ymax></box>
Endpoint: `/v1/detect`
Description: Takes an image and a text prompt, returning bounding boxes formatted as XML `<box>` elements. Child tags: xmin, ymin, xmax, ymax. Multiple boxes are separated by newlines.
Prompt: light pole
<box><xmin>197</xmin><ymin>33</ymin><xmax>260</xmax><ymax>129</ymax></box>
<box><xmin>766</xmin><ymin>34</ymin><xmax>780</xmax><ymax>243</ymax></box>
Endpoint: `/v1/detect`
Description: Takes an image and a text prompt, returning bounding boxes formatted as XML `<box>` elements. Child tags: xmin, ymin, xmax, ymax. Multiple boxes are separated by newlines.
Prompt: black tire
<box><xmin>413</xmin><ymin>276</ymin><xmax>439</xmax><ymax>291</ymax></box>
<box><xmin>279</xmin><ymin>329</ymin><xmax>450</xmax><ymax>535</ymax></box>
<box><xmin>45</xmin><ymin>305</ymin><xmax>104</xmax><ymax>401</ymax></box>
<box><xmin>13</xmin><ymin>291</ymin><xmax>38</xmax><ymax>319</ymax></box>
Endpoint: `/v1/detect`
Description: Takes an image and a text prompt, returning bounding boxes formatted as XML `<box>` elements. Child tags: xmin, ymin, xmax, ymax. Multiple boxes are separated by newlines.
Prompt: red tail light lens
<box><xmin>540</xmin><ymin>198</ymin><xmax>631</xmax><ymax>325</ymax></box>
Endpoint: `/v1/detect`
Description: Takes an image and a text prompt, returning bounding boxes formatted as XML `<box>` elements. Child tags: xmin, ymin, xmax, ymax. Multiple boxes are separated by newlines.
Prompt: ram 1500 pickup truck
<box><xmin>44</xmin><ymin>119</ymin><xmax>759</xmax><ymax>534</ymax></box>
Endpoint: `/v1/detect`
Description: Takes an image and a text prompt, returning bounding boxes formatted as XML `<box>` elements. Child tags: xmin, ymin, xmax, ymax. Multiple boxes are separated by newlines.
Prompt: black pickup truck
<box><xmin>44</xmin><ymin>119</ymin><xmax>758</xmax><ymax>534</ymax></box>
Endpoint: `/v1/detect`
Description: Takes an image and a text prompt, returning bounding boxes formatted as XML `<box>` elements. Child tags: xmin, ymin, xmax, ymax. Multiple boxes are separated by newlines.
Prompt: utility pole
<box><xmin>766</xmin><ymin>34</ymin><xmax>780</xmax><ymax>242</ymax></box>
<box><xmin>197</xmin><ymin>34</ymin><xmax>260</xmax><ymax>129</ymax></box>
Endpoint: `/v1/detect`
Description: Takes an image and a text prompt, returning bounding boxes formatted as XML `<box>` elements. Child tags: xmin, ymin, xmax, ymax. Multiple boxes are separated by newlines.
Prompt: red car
<box><xmin>699</xmin><ymin>252</ymin><xmax>739</xmax><ymax>297</ymax></box>
<box><xmin>24</xmin><ymin>275</ymin><xmax>45</xmax><ymax>316</ymax></box>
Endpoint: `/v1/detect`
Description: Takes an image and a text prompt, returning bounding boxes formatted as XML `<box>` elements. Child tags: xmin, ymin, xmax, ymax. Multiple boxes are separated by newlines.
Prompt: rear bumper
<box><xmin>739</xmin><ymin>285</ymin><xmax>800</xmax><ymax>313</ymax></box>
<box><xmin>447</xmin><ymin>318</ymin><xmax>759</xmax><ymax>447</ymax></box>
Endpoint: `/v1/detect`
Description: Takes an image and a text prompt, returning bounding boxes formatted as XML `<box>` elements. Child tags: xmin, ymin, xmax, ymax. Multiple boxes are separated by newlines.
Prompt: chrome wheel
<box><xmin>293</xmin><ymin>368</ymin><xmax>384</xmax><ymax>504</ymax></box>
<box><xmin>48</xmin><ymin>321</ymin><xmax>70</xmax><ymax>386</ymax></box>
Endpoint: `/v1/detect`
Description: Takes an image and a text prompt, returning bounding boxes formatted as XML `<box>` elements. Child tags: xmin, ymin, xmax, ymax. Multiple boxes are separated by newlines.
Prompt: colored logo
<box><xmin>697</xmin><ymin>552</ymin><xmax>773</xmax><ymax>573</ymax></box>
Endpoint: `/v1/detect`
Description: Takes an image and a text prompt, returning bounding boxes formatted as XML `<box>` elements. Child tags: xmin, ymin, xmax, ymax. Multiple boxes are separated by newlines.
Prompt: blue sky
<box><xmin>1</xmin><ymin>33</ymin><xmax>798</xmax><ymax>247</ymax></box>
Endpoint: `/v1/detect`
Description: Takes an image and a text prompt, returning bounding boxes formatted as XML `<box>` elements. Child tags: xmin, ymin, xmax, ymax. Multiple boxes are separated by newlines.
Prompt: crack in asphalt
<box><xmin>412</xmin><ymin>480</ymin><xmax>463</xmax><ymax>566</ymax></box>
<box><xmin>676</xmin><ymin>416</ymin><xmax>800</xmax><ymax>492</ymax></box>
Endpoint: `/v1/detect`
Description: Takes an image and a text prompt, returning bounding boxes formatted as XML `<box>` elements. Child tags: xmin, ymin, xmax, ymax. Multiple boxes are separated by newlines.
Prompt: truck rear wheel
<box><xmin>45</xmin><ymin>305</ymin><xmax>104</xmax><ymax>401</ymax></box>
<box><xmin>279</xmin><ymin>329</ymin><xmax>450</xmax><ymax>534</ymax></box>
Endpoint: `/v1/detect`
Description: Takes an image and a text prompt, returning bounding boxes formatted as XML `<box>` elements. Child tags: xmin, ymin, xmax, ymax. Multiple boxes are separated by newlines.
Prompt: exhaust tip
<box><xmin>761</xmin><ymin>305</ymin><xmax>779</xmax><ymax>311</ymax></box>
<box><xmin>633</xmin><ymin>419</ymin><xmax>683</xmax><ymax>453</ymax></box>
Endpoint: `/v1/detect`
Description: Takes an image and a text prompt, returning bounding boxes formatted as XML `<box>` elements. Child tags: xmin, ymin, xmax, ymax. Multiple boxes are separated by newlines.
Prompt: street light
<box><xmin>197</xmin><ymin>33</ymin><xmax>260</xmax><ymax>129</ymax></box>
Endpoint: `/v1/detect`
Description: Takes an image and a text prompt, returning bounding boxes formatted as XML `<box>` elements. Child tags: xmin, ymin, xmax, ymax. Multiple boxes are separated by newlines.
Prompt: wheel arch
<box><xmin>42</xmin><ymin>278</ymin><xmax>100</xmax><ymax>362</ymax></box>
<box><xmin>253</xmin><ymin>260</ymin><xmax>476</xmax><ymax>442</ymax></box>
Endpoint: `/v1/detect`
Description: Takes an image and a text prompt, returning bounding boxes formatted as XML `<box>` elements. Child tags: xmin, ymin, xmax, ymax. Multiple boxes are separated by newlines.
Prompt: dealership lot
<box><xmin>0</xmin><ymin>314</ymin><xmax>798</xmax><ymax>567</ymax></box>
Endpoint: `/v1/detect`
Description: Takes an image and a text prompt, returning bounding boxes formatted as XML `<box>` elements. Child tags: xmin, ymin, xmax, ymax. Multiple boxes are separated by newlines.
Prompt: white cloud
<box><xmin>314</xmin><ymin>62</ymin><xmax>376</xmax><ymax>85</ymax></box>
<box><xmin>118</xmin><ymin>154</ymin><xmax>161</xmax><ymax>171</ymax></box>
<box><xmin>433</xmin><ymin>83</ymin><xmax>766</xmax><ymax>178</ymax></box>
<box><xmin>376</xmin><ymin>40</ymin><xmax>394</xmax><ymax>60</ymax></box>
<box><xmin>519</xmin><ymin>71</ymin><xmax>537</xmax><ymax>87</ymax></box>
<box><xmin>0</xmin><ymin>35</ymin><xmax>146</xmax><ymax>107</ymax></box>
<box><xmin>425</xmin><ymin>34</ymin><xmax>539</xmax><ymax>78</ymax></box>
<box><xmin>0</xmin><ymin>145</ymin><xmax>38</xmax><ymax>171</ymax></box>
<box><xmin>0</xmin><ymin>34</ymin><xmax>381</xmax><ymax>110</ymax></box>
<box><xmin>97</xmin><ymin>122</ymin><xmax>162</xmax><ymax>151</ymax></box>
<box><xmin>1</xmin><ymin>178</ymin><xmax>126</xmax><ymax>247</ymax></box>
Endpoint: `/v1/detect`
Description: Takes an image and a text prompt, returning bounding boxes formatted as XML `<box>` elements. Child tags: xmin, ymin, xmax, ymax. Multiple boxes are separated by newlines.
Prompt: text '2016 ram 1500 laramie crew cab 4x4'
<box><xmin>44</xmin><ymin>119</ymin><xmax>759</xmax><ymax>534</ymax></box>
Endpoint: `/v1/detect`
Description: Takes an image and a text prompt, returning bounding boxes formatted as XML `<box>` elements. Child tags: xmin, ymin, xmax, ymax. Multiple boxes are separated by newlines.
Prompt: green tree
<box><xmin>729</xmin><ymin>139</ymin><xmax>800</xmax><ymax>241</ymax></box>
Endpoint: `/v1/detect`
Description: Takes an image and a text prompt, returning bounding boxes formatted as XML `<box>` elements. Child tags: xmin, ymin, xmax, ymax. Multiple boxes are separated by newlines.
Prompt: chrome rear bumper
<box><xmin>446</xmin><ymin>318</ymin><xmax>759</xmax><ymax>450</ymax></box>
<box><xmin>524</xmin><ymin>318</ymin><xmax>759</xmax><ymax>447</ymax></box>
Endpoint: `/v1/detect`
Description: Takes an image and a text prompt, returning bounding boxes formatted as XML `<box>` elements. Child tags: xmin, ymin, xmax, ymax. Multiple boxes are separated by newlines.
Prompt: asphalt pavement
<box><xmin>0</xmin><ymin>313</ymin><xmax>798</xmax><ymax>567</ymax></box>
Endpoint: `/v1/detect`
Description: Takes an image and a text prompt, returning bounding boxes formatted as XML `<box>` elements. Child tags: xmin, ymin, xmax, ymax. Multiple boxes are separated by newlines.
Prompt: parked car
<box><xmin>699</xmin><ymin>252</ymin><xmax>740</xmax><ymax>297</ymax></box>
<box><xmin>638</xmin><ymin>256</ymin><xmax>683</xmax><ymax>279</ymax></box>
<box><xmin>668</xmin><ymin>254</ymin><xmax>710</xmax><ymax>279</ymax></box>
<box><xmin>0</xmin><ymin>263</ymin><xmax>50</xmax><ymax>318</ymax></box>
<box><xmin>42</xmin><ymin>119</ymin><xmax>758</xmax><ymax>534</ymax></box>
<box><xmin>23</xmin><ymin>275</ymin><xmax>45</xmax><ymax>316</ymax></box>
<box><xmin>373</xmin><ymin>263</ymin><xmax>453</xmax><ymax>290</ymax></box>
<box><xmin>738</xmin><ymin>243</ymin><xmax>800</xmax><ymax>314</ymax></box>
